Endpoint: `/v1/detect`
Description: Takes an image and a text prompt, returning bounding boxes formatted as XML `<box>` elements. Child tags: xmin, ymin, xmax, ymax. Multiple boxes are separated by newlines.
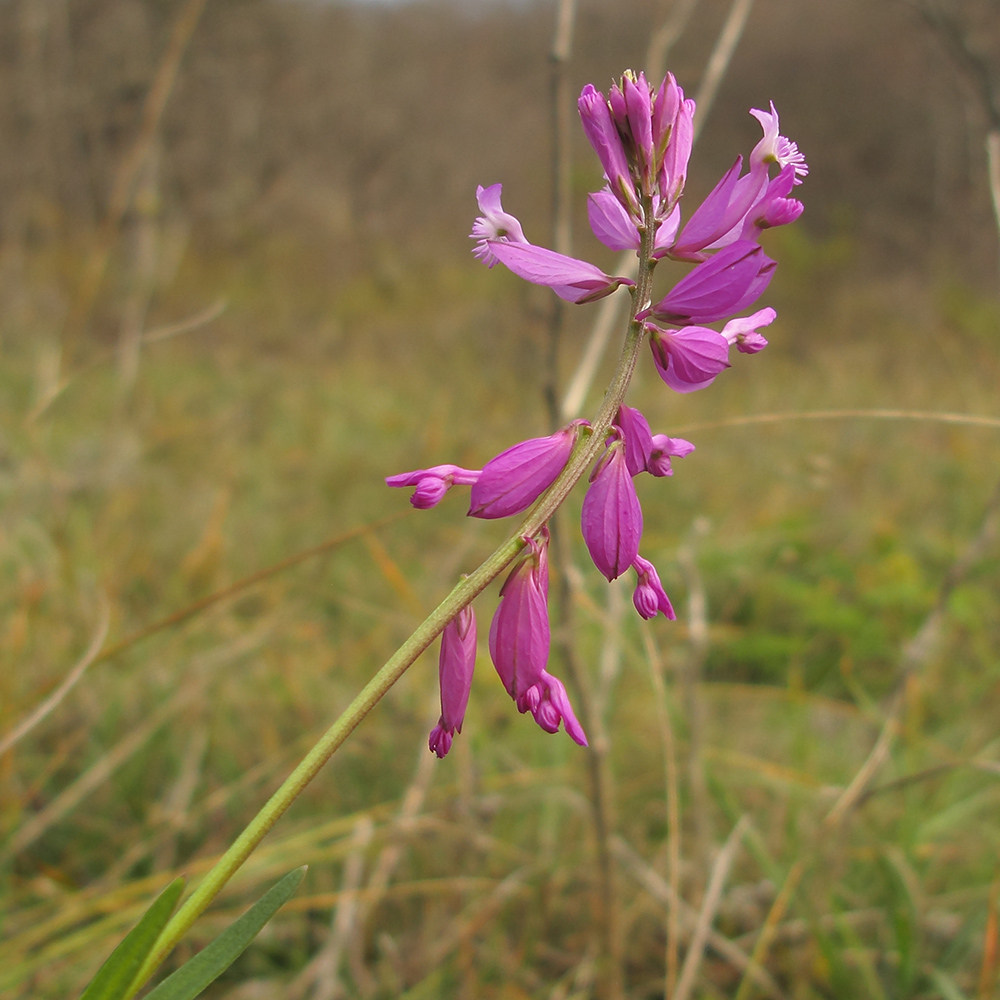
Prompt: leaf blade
<box><xmin>142</xmin><ymin>867</ymin><xmax>306</xmax><ymax>1000</ymax></box>
<box><xmin>79</xmin><ymin>877</ymin><xmax>186</xmax><ymax>1000</ymax></box>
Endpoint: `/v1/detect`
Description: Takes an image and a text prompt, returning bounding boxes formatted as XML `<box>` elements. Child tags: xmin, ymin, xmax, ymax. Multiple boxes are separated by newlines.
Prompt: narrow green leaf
<box><xmin>79</xmin><ymin>877</ymin><xmax>186</xmax><ymax>1000</ymax></box>
<box><xmin>143</xmin><ymin>867</ymin><xmax>305</xmax><ymax>1000</ymax></box>
<box><xmin>928</xmin><ymin>969</ymin><xmax>970</xmax><ymax>1000</ymax></box>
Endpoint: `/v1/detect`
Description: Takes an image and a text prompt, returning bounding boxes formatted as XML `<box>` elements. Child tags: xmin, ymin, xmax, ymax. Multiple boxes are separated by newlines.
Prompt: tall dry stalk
<box><xmin>34</xmin><ymin>0</ymin><xmax>207</xmax><ymax>416</ymax></box>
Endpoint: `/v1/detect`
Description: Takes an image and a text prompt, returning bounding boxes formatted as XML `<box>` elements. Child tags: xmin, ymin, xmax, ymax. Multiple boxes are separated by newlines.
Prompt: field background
<box><xmin>1</xmin><ymin>0</ymin><xmax>1000</xmax><ymax>997</ymax></box>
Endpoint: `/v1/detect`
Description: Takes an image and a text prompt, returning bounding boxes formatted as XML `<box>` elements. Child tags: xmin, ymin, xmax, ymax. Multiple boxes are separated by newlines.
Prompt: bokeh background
<box><xmin>2</xmin><ymin>0</ymin><xmax>1000</xmax><ymax>997</ymax></box>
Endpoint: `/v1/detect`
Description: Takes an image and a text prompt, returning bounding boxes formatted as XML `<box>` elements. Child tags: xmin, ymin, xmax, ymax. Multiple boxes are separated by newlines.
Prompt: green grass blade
<box><xmin>79</xmin><ymin>878</ymin><xmax>186</xmax><ymax>1000</ymax></box>
<box><xmin>142</xmin><ymin>867</ymin><xmax>305</xmax><ymax>1000</ymax></box>
<box><xmin>927</xmin><ymin>968</ymin><xmax>970</xmax><ymax>1000</ymax></box>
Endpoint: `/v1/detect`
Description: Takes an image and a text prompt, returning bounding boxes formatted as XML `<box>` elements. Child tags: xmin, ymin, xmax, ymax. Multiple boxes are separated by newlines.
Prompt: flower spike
<box><xmin>398</xmin><ymin>72</ymin><xmax>806</xmax><ymax>756</ymax></box>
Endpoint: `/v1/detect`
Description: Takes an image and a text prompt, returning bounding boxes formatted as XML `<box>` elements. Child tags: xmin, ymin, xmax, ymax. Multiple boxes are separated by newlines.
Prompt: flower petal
<box><xmin>470</xmin><ymin>423</ymin><xmax>585</xmax><ymax>519</ymax></box>
<box><xmin>487</xmin><ymin>240</ymin><xmax>634</xmax><ymax>304</ymax></box>
<box><xmin>581</xmin><ymin>440</ymin><xmax>643</xmax><ymax>580</ymax></box>
<box><xmin>386</xmin><ymin>464</ymin><xmax>481</xmax><ymax>509</ymax></box>
<box><xmin>587</xmin><ymin>188</ymin><xmax>640</xmax><ymax>251</ymax></box>
<box><xmin>489</xmin><ymin>530</ymin><xmax>550</xmax><ymax>699</ymax></box>
<box><xmin>613</xmin><ymin>405</ymin><xmax>654</xmax><ymax>477</ymax></box>
<box><xmin>631</xmin><ymin>554</ymin><xmax>676</xmax><ymax>620</ymax></box>
<box><xmin>648</xmin><ymin>323</ymin><xmax>730</xmax><ymax>393</ymax></box>
<box><xmin>650</xmin><ymin>240</ymin><xmax>775</xmax><ymax>325</ymax></box>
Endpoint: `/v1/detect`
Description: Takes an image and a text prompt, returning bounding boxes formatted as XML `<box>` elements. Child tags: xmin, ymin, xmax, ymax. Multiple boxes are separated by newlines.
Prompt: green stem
<box><xmin>126</xmin><ymin>196</ymin><xmax>658</xmax><ymax>996</ymax></box>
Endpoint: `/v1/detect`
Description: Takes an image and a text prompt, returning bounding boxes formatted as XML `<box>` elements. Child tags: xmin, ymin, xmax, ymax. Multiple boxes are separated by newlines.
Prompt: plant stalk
<box><xmin>127</xmin><ymin>196</ymin><xmax>658</xmax><ymax>997</ymax></box>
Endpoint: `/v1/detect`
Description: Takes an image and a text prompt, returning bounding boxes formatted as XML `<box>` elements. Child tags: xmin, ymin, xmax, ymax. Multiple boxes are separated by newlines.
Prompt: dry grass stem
<box><xmin>673</xmin><ymin>815</ymin><xmax>750</xmax><ymax>1000</ymax></box>
<box><xmin>0</xmin><ymin>592</ymin><xmax>109</xmax><ymax>759</ymax></box>
<box><xmin>641</xmin><ymin>631</ymin><xmax>682</xmax><ymax>1000</ymax></box>
<box><xmin>647</xmin><ymin>0</ymin><xmax>703</xmax><ymax>81</ymax></box>
<box><xmin>732</xmin><ymin>859</ymin><xmax>806</xmax><ymax>1000</ymax></box>
<box><xmin>290</xmin><ymin>816</ymin><xmax>373</xmax><ymax>1000</ymax></box>
<box><xmin>1</xmin><ymin>689</ymin><xmax>192</xmax><ymax>864</ymax></box>
<box><xmin>677</xmin><ymin>520</ymin><xmax>711</xmax><ymax>869</ymax></box>
<box><xmin>674</xmin><ymin>409</ymin><xmax>1000</xmax><ymax>435</ymax></box>
<box><xmin>348</xmin><ymin>717</ymin><xmax>439</xmax><ymax>996</ymax></box>
<box><xmin>690</xmin><ymin>0</ymin><xmax>756</xmax><ymax>143</ymax></box>
<box><xmin>613</xmin><ymin>836</ymin><xmax>787</xmax><ymax>1000</ymax></box>
<box><xmin>42</xmin><ymin>0</ymin><xmax>208</xmax><ymax>394</ymax></box>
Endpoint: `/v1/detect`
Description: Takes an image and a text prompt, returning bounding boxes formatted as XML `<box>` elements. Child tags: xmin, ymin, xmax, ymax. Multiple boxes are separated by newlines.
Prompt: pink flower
<box><xmin>517</xmin><ymin>670</ymin><xmax>587</xmax><ymax>746</ymax></box>
<box><xmin>613</xmin><ymin>405</ymin><xmax>695</xmax><ymax>475</ymax></box>
<box><xmin>667</xmin><ymin>156</ymin><xmax>765</xmax><ymax>261</ymax></box>
<box><xmin>660</xmin><ymin>103</ymin><xmax>807</xmax><ymax>261</ymax></box>
<box><xmin>749</xmin><ymin>103</ymin><xmax>808</xmax><ymax>183</ymax></box>
<box><xmin>648</xmin><ymin>241</ymin><xmax>776</xmax><ymax>326</ymax></box>
<box><xmin>489</xmin><ymin>529</ymin><xmax>551</xmax><ymax>701</ymax></box>
<box><xmin>579</xmin><ymin>83</ymin><xmax>637</xmax><ymax>216</ymax></box>
<box><xmin>648</xmin><ymin>323</ymin><xmax>731</xmax><ymax>393</ymax></box>
<box><xmin>486</xmin><ymin>240</ymin><xmax>634</xmax><ymax>304</ymax></box>
<box><xmin>723</xmin><ymin>307</ymin><xmax>776</xmax><ymax>355</ymax></box>
<box><xmin>428</xmin><ymin>606</ymin><xmax>477</xmax><ymax>758</ymax></box>
<box><xmin>581</xmin><ymin>434</ymin><xmax>643</xmax><ymax>581</ymax></box>
<box><xmin>471</xmin><ymin>183</ymin><xmax>528</xmax><ymax>266</ymax></box>
<box><xmin>648</xmin><ymin>434</ymin><xmax>695</xmax><ymax>476</ymax></box>
<box><xmin>613</xmin><ymin>405</ymin><xmax>654</xmax><ymax>476</ymax></box>
<box><xmin>631</xmin><ymin>555</ymin><xmax>676</xmax><ymax>620</ymax></box>
<box><xmin>587</xmin><ymin>187</ymin><xmax>680</xmax><ymax>253</ymax></box>
<box><xmin>386</xmin><ymin>464</ymin><xmax>480</xmax><ymax>509</ymax></box>
<box><xmin>470</xmin><ymin>421</ymin><xmax>588</xmax><ymax>519</ymax></box>
<box><xmin>739</xmin><ymin>165</ymin><xmax>804</xmax><ymax>240</ymax></box>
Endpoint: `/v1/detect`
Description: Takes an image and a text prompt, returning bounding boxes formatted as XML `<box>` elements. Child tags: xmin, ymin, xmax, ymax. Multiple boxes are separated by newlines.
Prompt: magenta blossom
<box><xmin>386</xmin><ymin>464</ymin><xmax>480</xmax><ymax>509</ymax></box>
<box><xmin>489</xmin><ymin>529</ymin><xmax>551</xmax><ymax>701</ymax></box>
<box><xmin>723</xmin><ymin>307</ymin><xmax>775</xmax><ymax>354</ymax></box>
<box><xmin>489</xmin><ymin>529</ymin><xmax>586</xmax><ymax>744</ymax></box>
<box><xmin>750</xmin><ymin>102</ymin><xmax>809</xmax><ymax>183</ymax></box>
<box><xmin>648</xmin><ymin>434</ymin><xmax>695</xmax><ymax>476</ymax></box>
<box><xmin>581</xmin><ymin>432</ymin><xmax>643</xmax><ymax>581</ymax></box>
<box><xmin>579</xmin><ymin>83</ymin><xmax>637</xmax><ymax>216</ymax></box>
<box><xmin>648</xmin><ymin>323</ymin><xmax>731</xmax><ymax>393</ymax></box>
<box><xmin>587</xmin><ymin>188</ymin><xmax>681</xmax><ymax>253</ymax></box>
<box><xmin>471</xmin><ymin>184</ymin><xmax>528</xmax><ymax>266</ymax></box>
<box><xmin>485</xmin><ymin>239</ymin><xmax>634</xmax><ymax>304</ymax></box>
<box><xmin>580</xmin><ymin>72</ymin><xmax>694</xmax><ymax>246</ymax></box>
<box><xmin>667</xmin><ymin>156</ymin><xmax>766</xmax><ymax>261</ymax></box>
<box><xmin>428</xmin><ymin>606</ymin><xmax>477</xmax><ymax>758</ymax></box>
<box><xmin>470</xmin><ymin>421</ymin><xmax>588</xmax><ymax>519</ymax></box>
<box><xmin>614</xmin><ymin>405</ymin><xmax>655</xmax><ymax>476</ymax></box>
<box><xmin>631</xmin><ymin>555</ymin><xmax>676</xmax><ymax>620</ymax></box>
<box><xmin>647</xmin><ymin>241</ymin><xmax>776</xmax><ymax>326</ymax></box>
<box><xmin>516</xmin><ymin>670</ymin><xmax>587</xmax><ymax>746</ymax></box>
<box><xmin>579</xmin><ymin>85</ymin><xmax>806</xmax><ymax>262</ymax></box>
<box><xmin>471</xmin><ymin>185</ymin><xmax>633</xmax><ymax>304</ymax></box>
<box><xmin>612</xmin><ymin>405</ymin><xmax>695</xmax><ymax>476</ymax></box>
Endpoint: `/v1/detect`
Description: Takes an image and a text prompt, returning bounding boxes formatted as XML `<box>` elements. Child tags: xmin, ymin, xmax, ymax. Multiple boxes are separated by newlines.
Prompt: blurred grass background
<box><xmin>1</xmin><ymin>0</ymin><xmax>1000</xmax><ymax>997</ymax></box>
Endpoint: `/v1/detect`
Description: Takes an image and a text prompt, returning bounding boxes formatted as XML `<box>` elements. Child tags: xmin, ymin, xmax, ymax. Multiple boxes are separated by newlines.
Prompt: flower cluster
<box><xmin>389</xmin><ymin>70</ymin><xmax>806</xmax><ymax>757</ymax></box>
